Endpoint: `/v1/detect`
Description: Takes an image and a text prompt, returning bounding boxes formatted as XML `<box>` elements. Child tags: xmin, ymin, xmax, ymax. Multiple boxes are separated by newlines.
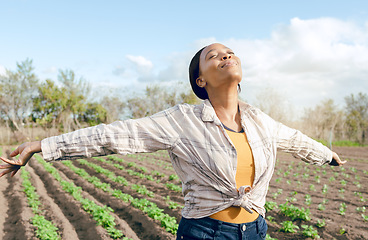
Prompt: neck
<box><xmin>207</xmin><ymin>85</ymin><xmax>241</xmax><ymax>130</ymax></box>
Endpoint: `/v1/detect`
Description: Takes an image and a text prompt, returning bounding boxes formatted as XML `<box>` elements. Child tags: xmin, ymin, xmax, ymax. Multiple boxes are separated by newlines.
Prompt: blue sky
<box><xmin>1</xmin><ymin>1</ymin><xmax>368</xmax><ymax>114</ymax></box>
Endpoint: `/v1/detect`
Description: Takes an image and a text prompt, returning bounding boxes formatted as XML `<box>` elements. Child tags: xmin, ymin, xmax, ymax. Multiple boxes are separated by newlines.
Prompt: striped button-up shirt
<box><xmin>41</xmin><ymin>99</ymin><xmax>332</xmax><ymax>219</ymax></box>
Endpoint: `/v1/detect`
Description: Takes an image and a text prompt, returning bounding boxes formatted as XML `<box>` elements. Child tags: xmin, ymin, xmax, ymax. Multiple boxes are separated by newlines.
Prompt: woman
<box><xmin>0</xmin><ymin>43</ymin><xmax>345</xmax><ymax>240</ymax></box>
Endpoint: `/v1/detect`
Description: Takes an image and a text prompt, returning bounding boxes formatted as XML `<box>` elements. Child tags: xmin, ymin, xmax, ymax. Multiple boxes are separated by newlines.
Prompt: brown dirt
<box><xmin>267</xmin><ymin>147</ymin><xmax>368</xmax><ymax>240</ymax></box>
<box><xmin>0</xmin><ymin>146</ymin><xmax>367</xmax><ymax>239</ymax></box>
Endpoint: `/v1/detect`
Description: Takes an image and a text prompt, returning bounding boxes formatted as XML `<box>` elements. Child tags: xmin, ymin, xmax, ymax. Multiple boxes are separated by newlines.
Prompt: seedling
<box><xmin>339</xmin><ymin>203</ymin><xmax>346</xmax><ymax>216</ymax></box>
<box><xmin>316</xmin><ymin>219</ymin><xmax>326</xmax><ymax>228</ymax></box>
<box><xmin>305</xmin><ymin>194</ymin><xmax>312</xmax><ymax>206</ymax></box>
<box><xmin>301</xmin><ymin>225</ymin><xmax>320</xmax><ymax>239</ymax></box>
<box><xmin>280</xmin><ymin>221</ymin><xmax>299</xmax><ymax>233</ymax></box>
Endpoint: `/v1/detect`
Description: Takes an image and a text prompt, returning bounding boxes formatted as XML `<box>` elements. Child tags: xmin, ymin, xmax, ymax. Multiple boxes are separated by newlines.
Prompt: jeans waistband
<box><xmin>182</xmin><ymin>214</ymin><xmax>263</xmax><ymax>233</ymax></box>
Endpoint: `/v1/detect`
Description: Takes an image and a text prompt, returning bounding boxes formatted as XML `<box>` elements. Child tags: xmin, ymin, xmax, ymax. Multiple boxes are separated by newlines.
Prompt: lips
<box><xmin>220</xmin><ymin>60</ymin><xmax>237</xmax><ymax>68</ymax></box>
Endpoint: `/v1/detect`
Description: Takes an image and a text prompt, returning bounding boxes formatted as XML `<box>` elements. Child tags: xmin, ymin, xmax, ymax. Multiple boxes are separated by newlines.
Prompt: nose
<box><xmin>222</xmin><ymin>54</ymin><xmax>232</xmax><ymax>60</ymax></box>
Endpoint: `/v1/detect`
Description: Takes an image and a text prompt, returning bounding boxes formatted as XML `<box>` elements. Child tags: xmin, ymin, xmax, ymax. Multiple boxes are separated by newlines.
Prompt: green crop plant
<box><xmin>314</xmin><ymin>176</ymin><xmax>320</xmax><ymax>183</ymax></box>
<box><xmin>280</xmin><ymin>221</ymin><xmax>299</xmax><ymax>233</ymax></box>
<box><xmin>309</xmin><ymin>184</ymin><xmax>316</xmax><ymax>191</ymax></box>
<box><xmin>340</xmin><ymin>179</ymin><xmax>347</xmax><ymax>186</ymax></box>
<box><xmin>265</xmin><ymin>234</ymin><xmax>278</xmax><ymax>240</ymax></box>
<box><xmin>168</xmin><ymin>201</ymin><xmax>183</xmax><ymax>210</ymax></box>
<box><xmin>316</xmin><ymin>219</ymin><xmax>326</xmax><ymax>228</ymax></box>
<box><xmin>131</xmin><ymin>184</ymin><xmax>155</xmax><ymax>197</ymax></box>
<box><xmin>21</xmin><ymin>168</ymin><xmax>61</xmax><ymax>240</ymax></box>
<box><xmin>341</xmin><ymin>173</ymin><xmax>349</xmax><ymax>179</ymax></box>
<box><xmin>265</xmin><ymin>201</ymin><xmax>278</xmax><ymax>212</ymax></box>
<box><xmin>353</xmin><ymin>181</ymin><xmax>361</xmax><ymax>188</ymax></box>
<box><xmin>266</xmin><ymin>216</ymin><xmax>276</xmax><ymax>224</ymax></box>
<box><xmin>301</xmin><ymin>225</ymin><xmax>320</xmax><ymax>239</ymax></box>
<box><xmin>165</xmin><ymin>183</ymin><xmax>182</xmax><ymax>192</ymax></box>
<box><xmin>151</xmin><ymin>170</ymin><xmax>165</xmax><ymax>178</ymax></box>
<box><xmin>286</xmin><ymin>196</ymin><xmax>297</xmax><ymax>203</ymax></box>
<box><xmin>339</xmin><ymin>203</ymin><xmax>346</xmax><ymax>215</ymax></box>
<box><xmin>322</xmin><ymin>184</ymin><xmax>328</xmax><ymax>195</ymax></box>
<box><xmin>318</xmin><ymin>203</ymin><xmax>325</xmax><ymax>211</ymax></box>
<box><xmin>318</xmin><ymin>198</ymin><xmax>329</xmax><ymax>211</ymax></box>
<box><xmin>278</xmin><ymin>203</ymin><xmax>311</xmax><ymax>221</ymax></box>
<box><xmin>62</xmin><ymin>157</ymin><xmax>179</xmax><ymax>234</ymax></box>
<box><xmin>168</xmin><ymin>174</ymin><xmax>179</xmax><ymax>181</ymax></box>
<box><xmin>35</xmin><ymin>155</ymin><xmax>124</xmax><ymax>239</ymax></box>
<box><xmin>305</xmin><ymin>194</ymin><xmax>312</xmax><ymax>206</ymax></box>
<box><xmin>339</xmin><ymin>227</ymin><xmax>346</xmax><ymax>235</ymax></box>
<box><xmin>356</xmin><ymin>206</ymin><xmax>366</xmax><ymax>213</ymax></box>
<box><xmin>127</xmin><ymin>162</ymin><xmax>137</xmax><ymax>168</ymax></box>
<box><xmin>32</xmin><ymin>215</ymin><xmax>61</xmax><ymax>240</ymax></box>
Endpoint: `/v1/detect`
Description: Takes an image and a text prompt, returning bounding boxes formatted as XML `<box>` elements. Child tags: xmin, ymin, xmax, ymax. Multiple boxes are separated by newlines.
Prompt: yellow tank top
<box><xmin>209</xmin><ymin>127</ymin><xmax>259</xmax><ymax>223</ymax></box>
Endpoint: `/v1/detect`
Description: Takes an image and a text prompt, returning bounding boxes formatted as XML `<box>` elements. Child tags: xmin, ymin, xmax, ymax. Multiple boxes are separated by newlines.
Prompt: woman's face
<box><xmin>197</xmin><ymin>43</ymin><xmax>242</xmax><ymax>90</ymax></box>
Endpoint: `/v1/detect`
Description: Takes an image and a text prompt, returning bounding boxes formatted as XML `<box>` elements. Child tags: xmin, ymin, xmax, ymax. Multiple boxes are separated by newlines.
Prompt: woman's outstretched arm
<box><xmin>0</xmin><ymin>141</ymin><xmax>41</xmax><ymax>177</ymax></box>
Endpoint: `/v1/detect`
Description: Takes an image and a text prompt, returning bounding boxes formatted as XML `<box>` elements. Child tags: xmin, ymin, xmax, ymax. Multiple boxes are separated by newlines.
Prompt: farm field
<box><xmin>0</xmin><ymin>146</ymin><xmax>367</xmax><ymax>240</ymax></box>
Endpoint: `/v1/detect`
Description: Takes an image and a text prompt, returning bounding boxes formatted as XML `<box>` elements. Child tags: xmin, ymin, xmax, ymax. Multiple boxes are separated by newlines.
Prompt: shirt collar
<box><xmin>200</xmin><ymin>99</ymin><xmax>218</xmax><ymax>123</ymax></box>
<box><xmin>200</xmin><ymin>99</ymin><xmax>251</xmax><ymax>124</ymax></box>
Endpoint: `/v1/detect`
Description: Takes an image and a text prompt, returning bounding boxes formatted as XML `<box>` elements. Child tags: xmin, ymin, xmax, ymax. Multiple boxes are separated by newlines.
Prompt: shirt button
<box><xmin>242</xmin><ymin>225</ymin><xmax>247</xmax><ymax>231</ymax></box>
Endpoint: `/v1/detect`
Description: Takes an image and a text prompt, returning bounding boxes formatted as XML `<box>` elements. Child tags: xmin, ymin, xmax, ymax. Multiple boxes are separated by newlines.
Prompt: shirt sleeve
<box><xmin>275</xmin><ymin>121</ymin><xmax>333</xmax><ymax>165</ymax></box>
<box><xmin>41</xmin><ymin>108</ymin><xmax>179</xmax><ymax>161</ymax></box>
<box><xmin>256</xmin><ymin>110</ymin><xmax>333</xmax><ymax>166</ymax></box>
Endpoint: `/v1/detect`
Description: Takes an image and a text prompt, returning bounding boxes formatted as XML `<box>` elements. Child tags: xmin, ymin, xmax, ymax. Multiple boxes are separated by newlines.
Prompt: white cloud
<box><xmin>126</xmin><ymin>55</ymin><xmax>153</xmax><ymax>74</ymax></box>
<box><xmin>111</xmin><ymin>17</ymin><xmax>368</xmax><ymax>111</ymax></box>
<box><xmin>157</xmin><ymin>51</ymin><xmax>193</xmax><ymax>82</ymax></box>
<box><xmin>222</xmin><ymin>17</ymin><xmax>368</xmax><ymax>109</ymax></box>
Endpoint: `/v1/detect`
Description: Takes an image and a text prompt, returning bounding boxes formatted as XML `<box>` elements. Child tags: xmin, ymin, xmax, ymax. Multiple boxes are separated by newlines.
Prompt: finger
<box><xmin>10</xmin><ymin>167</ymin><xmax>20</xmax><ymax>177</ymax></box>
<box><xmin>0</xmin><ymin>164</ymin><xmax>12</xmax><ymax>169</ymax></box>
<box><xmin>0</xmin><ymin>168</ymin><xmax>14</xmax><ymax>178</ymax></box>
<box><xmin>10</xmin><ymin>147</ymin><xmax>20</xmax><ymax>157</ymax></box>
<box><xmin>0</xmin><ymin>157</ymin><xmax>19</xmax><ymax>165</ymax></box>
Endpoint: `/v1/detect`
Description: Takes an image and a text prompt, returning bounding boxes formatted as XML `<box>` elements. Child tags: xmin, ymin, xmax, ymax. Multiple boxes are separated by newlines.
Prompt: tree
<box><xmin>344</xmin><ymin>92</ymin><xmax>368</xmax><ymax>144</ymax></box>
<box><xmin>254</xmin><ymin>88</ymin><xmax>294</xmax><ymax>124</ymax></box>
<box><xmin>31</xmin><ymin>79</ymin><xmax>67</xmax><ymax>129</ymax></box>
<box><xmin>32</xmin><ymin>70</ymin><xmax>109</xmax><ymax>131</ymax></box>
<box><xmin>0</xmin><ymin>59</ymin><xmax>38</xmax><ymax>133</ymax></box>
<box><xmin>57</xmin><ymin>69</ymin><xmax>90</xmax><ymax>131</ymax></box>
<box><xmin>302</xmin><ymin>99</ymin><xmax>345</xmax><ymax>144</ymax></box>
<box><xmin>78</xmin><ymin>102</ymin><xmax>108</xmax><ymax>126</ymax></box>
<box><xmin>100</xmin><ymin>95</ymin><xmax>126</xmax><ymax>123</ymax></box>
<box><xmin>125</xmin><ymin>84</ymin><xmax>200</xmax><ymax>119</ymax></box>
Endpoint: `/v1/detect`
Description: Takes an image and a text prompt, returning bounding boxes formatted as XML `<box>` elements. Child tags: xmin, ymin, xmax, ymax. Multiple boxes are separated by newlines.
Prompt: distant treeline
<box><xmin>0</xmin><ymin>59</ymin><xmax>367</xmax><ymax>146</ymax></box>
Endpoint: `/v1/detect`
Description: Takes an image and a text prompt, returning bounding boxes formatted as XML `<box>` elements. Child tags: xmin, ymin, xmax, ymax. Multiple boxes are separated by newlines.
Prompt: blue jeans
<box><xmin>176</xmin><ymin>214</ymin><xmax>268</xmax><ymax>240</ymax></box>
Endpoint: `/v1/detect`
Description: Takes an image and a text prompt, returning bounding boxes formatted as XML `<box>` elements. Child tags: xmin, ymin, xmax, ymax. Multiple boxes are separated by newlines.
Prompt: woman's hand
<box><xmin>0</xmin><ymin>141</ymin><xmax>42</xmax><ymax>178</ymax></box>
<box><xmin>329</xmin><ymin>151</ymin><xmax>347</xmax><ymax>166</ymax></box>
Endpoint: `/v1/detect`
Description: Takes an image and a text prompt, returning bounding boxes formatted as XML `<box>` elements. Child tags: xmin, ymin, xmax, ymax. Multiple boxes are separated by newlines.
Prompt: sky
<box><xmin>1</xmin><ymin>0</ymin><xmax>368</xmax><ymax>116</ymax></box>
